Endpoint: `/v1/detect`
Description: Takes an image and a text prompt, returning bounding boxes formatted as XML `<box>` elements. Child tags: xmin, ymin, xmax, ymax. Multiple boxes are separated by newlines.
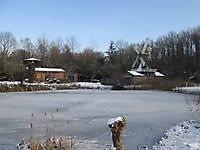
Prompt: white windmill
<box><xmin>128</xmin><ymin>42</ymin><xmax>164</xmax><ymax>77</ymax></box>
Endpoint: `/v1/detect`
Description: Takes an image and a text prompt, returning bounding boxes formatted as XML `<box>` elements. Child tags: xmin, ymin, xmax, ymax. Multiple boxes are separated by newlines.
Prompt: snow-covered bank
<box><xmin>173</xmin><ymin>86</ymin><xmax>200</xmax><ymax>94</ymax></box>
<box><xmin>28</xmin><ymin>81</ymin><xmax>112</xmax><ymax>90</ymax></box>
<box><xmin>76</xmin><ymin>82</ymin><xmax>112</xmax><ymax>89</ymax></box>
<box><xmin>0</xmin><ymin>81</ymin><xmax>112</xmax><ymax>92</ymax></box>
<box><xmin>0</xmin><ymin>81</ymin><xmax>21</xmax><ymax>85</ymax></box>
<box><xmin>153</xmin><ymin>120</ymin><xmax>200</xmax><ymax>150</ymax></box>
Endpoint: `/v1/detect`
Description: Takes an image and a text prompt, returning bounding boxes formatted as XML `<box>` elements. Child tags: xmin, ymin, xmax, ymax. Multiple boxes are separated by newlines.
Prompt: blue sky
<box><xmin>0</xmin><ymin>0</ymin><xmax>200</xmax><ymax>51</ymax></box>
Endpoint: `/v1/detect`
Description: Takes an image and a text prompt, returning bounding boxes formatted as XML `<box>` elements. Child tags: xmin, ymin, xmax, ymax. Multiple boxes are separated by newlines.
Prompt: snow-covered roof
<box><xmin>128</xmin><ymin>70</ymin><xmax>144</xmax><ymax>76</ymax></box>
<box><xmin>24</xmin><ymin>58</ymin><xmax>41</xmax><ymax>61</ymax></box>
<box><xmin>35</xmin><ymin>68</ymin><xmax>65</xmax><ymax>72</ymax></box>
<box><xmin>155</xmin><ymin>71</ymin><xmax>164</xmax><ymax>77</ymax></box>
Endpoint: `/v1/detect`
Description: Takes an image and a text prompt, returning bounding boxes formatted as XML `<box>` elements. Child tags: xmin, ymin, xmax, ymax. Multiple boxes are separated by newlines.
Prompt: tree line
<box><xmin>0</xmin><ymin>26</ymin><xmax>200</xmax><ymax>83</ymax></box>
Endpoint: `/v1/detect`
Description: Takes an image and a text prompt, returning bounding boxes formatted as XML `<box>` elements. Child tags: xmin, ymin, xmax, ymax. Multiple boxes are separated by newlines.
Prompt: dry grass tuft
<box><xmin>17</xmin><ymin>136</ymin><xmax>74</xmax><ymax>150</ymax></box>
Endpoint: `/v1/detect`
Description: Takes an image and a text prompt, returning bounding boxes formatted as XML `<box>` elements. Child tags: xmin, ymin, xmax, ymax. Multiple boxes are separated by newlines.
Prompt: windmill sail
<box><xmin>128</xmin><ymin>41</ymin><xmax>164</xmax><ymax>77</ymax></box>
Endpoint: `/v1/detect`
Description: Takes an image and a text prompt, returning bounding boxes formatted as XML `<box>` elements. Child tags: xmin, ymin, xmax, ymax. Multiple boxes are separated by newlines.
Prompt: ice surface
<box><xmin>0</xmin><ymin>90</ymin><xmax>198</xmax><ymax>149</ymax></box>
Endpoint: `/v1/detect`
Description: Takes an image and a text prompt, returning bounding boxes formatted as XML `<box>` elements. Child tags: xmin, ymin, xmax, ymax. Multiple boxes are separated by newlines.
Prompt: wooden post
<box><xmin>108</xmin><ymin>116</ymin><xmax>126</xmax><ymax>150</ymax></box>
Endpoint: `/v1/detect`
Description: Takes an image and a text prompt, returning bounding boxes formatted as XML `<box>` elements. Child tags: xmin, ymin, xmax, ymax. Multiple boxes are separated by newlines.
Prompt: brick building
<box><xmin>35</xmin><ymin>68</ymin><xmax>66</xmax><ymax>82</ymax></box>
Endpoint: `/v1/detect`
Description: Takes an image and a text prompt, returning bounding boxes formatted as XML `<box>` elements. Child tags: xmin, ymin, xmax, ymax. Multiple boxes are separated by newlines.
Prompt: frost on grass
<box><xmin>153</xmin><ymin>120</ymin><xmax>200</xmax><ymax>150</ymax></box>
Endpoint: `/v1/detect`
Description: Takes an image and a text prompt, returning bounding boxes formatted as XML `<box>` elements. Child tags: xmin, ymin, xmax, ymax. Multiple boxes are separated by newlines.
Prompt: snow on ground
<box><xmin>0</xmin><ymin>81</ymin><xmax>20</xmax><ymax>85</ymax></box>
<box><xmin>0</xmin><ymin>81</ymin><xmax>112</xmax><ymax>90</ymax></box>
<box><xmin>153</xmin><ymin>120</ymin><xmax>200</xmax><ymax>150</ymax></box>
<box><xmin>75</xmin><ymin>82</ymin><xmax>112</xmax><ymax>89</ymax></box>
<box><xmin>173</xmin><ymin>86</ymin><xmax>200</xmax><ymax>94</ymax></box>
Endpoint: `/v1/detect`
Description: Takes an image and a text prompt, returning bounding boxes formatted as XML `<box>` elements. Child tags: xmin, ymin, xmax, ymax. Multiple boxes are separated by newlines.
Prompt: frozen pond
<box><xmin>0</xmin><ymin>90</ymin><xmax>198</xmax><ymax>149</ymax></box>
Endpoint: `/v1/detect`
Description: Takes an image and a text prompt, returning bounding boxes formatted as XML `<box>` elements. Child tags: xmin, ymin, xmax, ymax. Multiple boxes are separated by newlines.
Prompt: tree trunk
<box><xmin>108</xmin><ymin>116</ymin><xmax>126</xmax><ymax>150</ymax></box>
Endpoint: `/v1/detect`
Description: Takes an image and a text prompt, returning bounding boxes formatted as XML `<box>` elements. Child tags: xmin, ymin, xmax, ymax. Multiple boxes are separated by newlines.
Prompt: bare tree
<box><xmin>89</xmin><ymin>38</ymin><xmax>98</xmax><ymax>51</ymax></box>
<box><xmin>36</xmin><ymin>35</ymin><xmax>49</xmax><ymax>66</ymax></box>
<box><xmin>0</xmin><ymin>32</ymin><xmax>17</xmax><ymax>72</ymax></box>
<box><xmin>65</xmin><ymin>36</ymin><xmax>80</xmax><ymax>52</ymax></box>
<box><xmin>115</xmin><ymin>39</ymin><xmax>129</xmax><ymax>51</ymax></box>
<box><xmin>20</xmin><ymin>37</ymin><xmax>36</xmax><ymax>57</ymax></box>
<box><xmin>48</xmin><ymin>38</ymin><xmax>63</xmax><ymax>67</ymax></box>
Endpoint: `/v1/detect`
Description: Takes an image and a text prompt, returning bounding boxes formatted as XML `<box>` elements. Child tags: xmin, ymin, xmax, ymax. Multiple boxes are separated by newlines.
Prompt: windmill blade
<box><xmin>147</xmin><ymin>47</ymin><xmax>152</xmax><ymax>60</ymax></box>
<box><xmin>135</xmin><ymin>48</ymin><xmax>140</xmax><ymax>54</ymax></box>
<box><xmin>132</xmin><ymin>56</ymin><xmax>139</xmax><ymax>69</ymax></box>
<box><xmin>134</xmin><ymin>45</ymin><xmax>140</xmax><ymax>54</ymax></box>
<box><xmin>141</xmin><ymin>43</ymin><xmax>148</xmax><ymax>54</ymax></box>
<box><xmin>139</xmin><ymin>56</ymin><xmax>146</xmax><ymax>67</ymax></box>
<box><xmin>147</xmin><ymin>47</ymin><xmax>152</xmax><ymax>52</ymax></box>
<box><xmin>148</xmin><ymin>53</ymin><xmax>152</xmax><ymax>60</ymax></box>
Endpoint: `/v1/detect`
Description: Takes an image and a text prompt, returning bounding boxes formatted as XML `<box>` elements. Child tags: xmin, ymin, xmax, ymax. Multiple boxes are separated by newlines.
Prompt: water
<box><xmin>0</xmin><ymin>90</ymin><xmax>198</xmax><ymax>149</ymax></box>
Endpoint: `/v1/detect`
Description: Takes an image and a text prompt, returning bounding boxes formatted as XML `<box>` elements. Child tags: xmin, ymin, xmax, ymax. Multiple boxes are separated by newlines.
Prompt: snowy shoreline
<box><xmin>153</xmin><ymin>120</ymin><xmax>200</xmax><ymax>150</ymax></box>
<box><xmin>173</xmin><ymin>86</ymin><xmax>200</xmax><ymax>95</ymax></box>
<box><xmin>13</xmin><ymin>120</ymin><xmax>200</xmax><ymax>150</ymax></box>
<box><xmin>156</xmin><ymin>86</ymin><xmax>200</xmax><ymax>149</ymax></box>
<box><xmin>0</xmin><ymin>81</ymin><xmax>112</xmax><ymax>92</ymax></box>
